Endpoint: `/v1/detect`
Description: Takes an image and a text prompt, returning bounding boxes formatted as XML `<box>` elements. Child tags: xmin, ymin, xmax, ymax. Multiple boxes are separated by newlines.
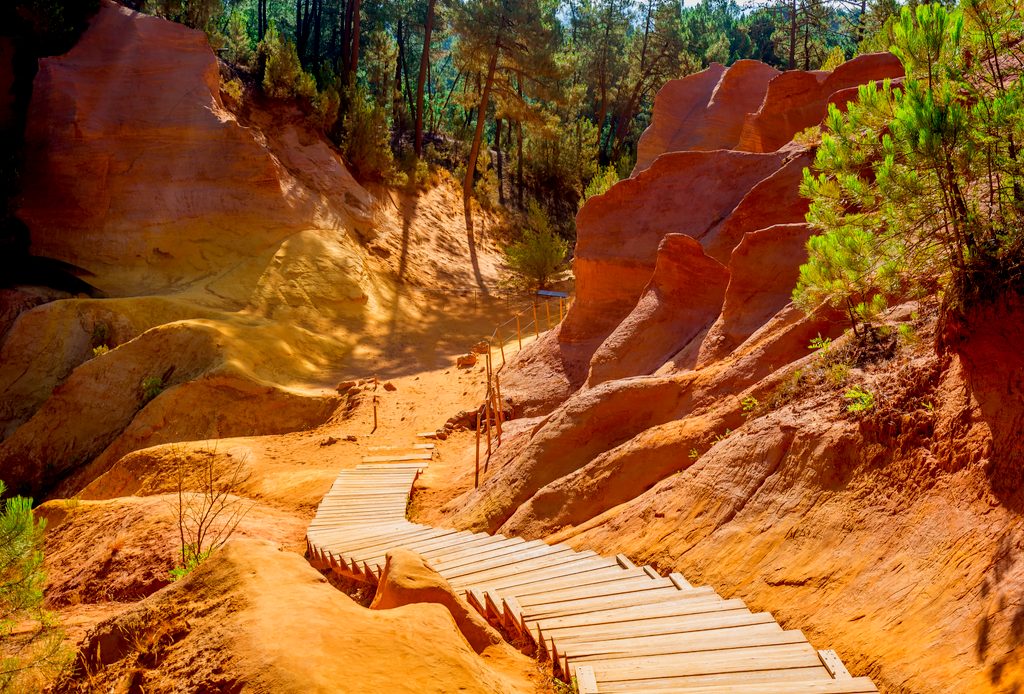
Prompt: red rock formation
<box><xmin>700</xmin><ymin>149</ymin><xmax>812</xmax><ymax>263</ymax></box>
<box><xmin>587</xmin><ymin>234</ymin><xmax>728</xmax><ymax>386</ymax></box>
<box><xmin>697</xmin><ymin>223</ymin><xmax>813</xmax><ymax>366</ymax></box>
<box><xmin>565</xmin><ymin>149</ymin><xmax>785</xmax><ymax>344</ymax></box>
<box><xmin>634</xmin><ymin>60</ymin><xmax>779</xmax><ymax>173</ymax></box>
<box><xmin>17</xmin><ymin>1</ymin><xmax>373</xmax><ymax>296</ymax></box>
<box><xmin>737</xmin><ymin>52</ymin><xmax>904</xmax><ymax>153</ymax></box>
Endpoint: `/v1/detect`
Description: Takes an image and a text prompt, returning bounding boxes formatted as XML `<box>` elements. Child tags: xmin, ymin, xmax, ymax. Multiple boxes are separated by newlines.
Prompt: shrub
<box><xmin>140</xmin><ymin>376</ymin><xmax>164</xmax><ymax>402</ymax></box>
<box><xmin>340</xmin><ymin>86</ymin><xmax>395</xmax><ymax>181</ymax></box>
<box><xmin>260</xmin><ymin>27</ymin><xmax>316</xmax><ymax>101</ymax></box>
<box><xmin>579</xmin><ymin>166</ymin><xmax>619</xmax><ymax>210</ymax></box>
<box><xmin>0</xmin><ymin>480</ymin><xmax>66</xmax><ymax>689</ymax></box>
<box><xmin>844</xmin><ymin>385</ymin><xmax>875</xmax><ymax>413</ymax></box>
<box><xmin>741</xmin><ymin>396</ymin><xmax>760</xmax><ymax>418</ymax></box>
<box><xmin>503</xmin><ymin>202</ymin><xmax>569</xmax><ymax>290</ymax></box>
<box><xmin>91</xmin><ymin>344</ymin><xmax>109</xmax><ymax>358</ymax></box>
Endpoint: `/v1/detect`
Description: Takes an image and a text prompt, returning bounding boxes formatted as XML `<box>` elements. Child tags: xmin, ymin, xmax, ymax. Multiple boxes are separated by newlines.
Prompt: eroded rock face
<box><xmin>737</xmin><ymin>52</ymin><xmax>904</xmax><ymax>153</ymax></box>
<box><xmin>697</xmin><ymin>223</ymin><xmax>813</xmax><ymax>366</ymax></box>
<box><xmin>565</xmin><ymin>149</ymin><xmax>785</xmax><ymax>345</ymax></box>
<box><xmin>633</xmin><ymin>60</ymin><xmax>779</xmax><ymax>174</ymax></box>
<box><xmin>17</xmin><ymin>1</ymin><xmax>373</xmax><ymax>296</ymax></box>
<box><xmin>587</xmin><ymin>234</ymin><xmax>728</xmax><ymax>386</ymax></box>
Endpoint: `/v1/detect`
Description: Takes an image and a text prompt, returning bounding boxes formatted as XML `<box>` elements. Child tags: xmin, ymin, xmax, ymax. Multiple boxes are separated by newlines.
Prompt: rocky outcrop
<box><xmin>737</xmin><ymin>52</ymin><xmax>904</xmax><ymax>153</ymax></box>
<box><xmin>443</xmin><ymin>52</ymin><xmax>1015</xmax><ymax>693</ymax></box>
<box><xmin>633</xmin><ymin>60</ymin><xmax>779</xmax><ymax>173</ymax></box>
<box><xmin>17</xmin><ymin>1</ymin><xmax>373</xmax><ymax>297</ymax></box>
<box><xmin>564</xmin><ymin>149</ymin><xmax>785</xmax><ymax>345</ymax></box>
<box><xmin>697</xmin><ymin>223</ymin><xmax>813</xmax><ymax>366</ymax></box>
<box><xmin>587</xmin><ymin>234</ymin><xmax>728</xmax><ymax>386</ymax></box>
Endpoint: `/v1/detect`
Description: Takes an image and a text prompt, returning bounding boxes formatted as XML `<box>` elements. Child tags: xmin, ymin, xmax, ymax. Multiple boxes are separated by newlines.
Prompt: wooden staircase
<box><xmin>306</xmin><ymin>461</ymin><xmax>877</xmax><ymax>693</ymax></box>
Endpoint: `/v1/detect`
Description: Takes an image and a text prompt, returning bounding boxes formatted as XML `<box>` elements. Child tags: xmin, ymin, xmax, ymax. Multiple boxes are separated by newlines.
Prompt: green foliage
<box><xmin>741</xmin><ymin>396</ymin><xmax>760</xmax><ymax>418</ymax></box>
<box><xmin>260</xmin><ymin>27</ymin><xmax>317</xmax><ymax>101</ymax></box>
<box><xmin>798</xmin><ymin>1</ymin><xmax>1024</xmax><ymax>336</ymax></box>
<box><xmin>223</xmin><ymin>9</ymin><xmax>253</xmax><ymax>67</ymax></box>
<box><xmin>0</xmin><ymin>480</ymin><xmax>67</xmax><ymax>689</ymax></box>
<box><xmin>580</xmin><ymin>166</ymin><xmax>620</xmax><ymax>210</ymax></box>
<box><xmin>897</xmin><ymin>322</ymin><xmax>918</xmax><ymax>345</ymax></box>
<box><xmin>819</xmin><ymin>45</ymin><xmax>847</xmax><ymax>71</ymax></box>
<box><xmin>688</xmin><ymin>448</ymin><xmax>700</xmax><ymax>461</ymax></box>
<box><xmin>144</xmin><ymin>0</ymin><xmax>221</xmax><ymax>31</ymax></box>
<box><xmin>808</xmin><ymin>334</ymin><xmax>832</xmax><ymax>352</ymax></box>
<box><xmin>503</xmin><ymin>202</ymin><xmax>568</xmax><ymax>290</ymax></box>
<box><xmin>844</xmin><ymin>385</ymin><xmax>875</xmax><ymax>413</ymax></box>
<box><xmin>91</xmin><ymin>345</ymin><xmax>109</xmax><ymax>358</ymax></box>
<box><xmin>169</xmin><ymin>545</ymin><xmax>214</xmax><ymax>582</ymax></box>
<box><xmin>141</xmin><ymin>376</ymin><xmax>164</xmax><ymax>402</ymax></box>
<box><xmin>9</xmin><ymin>0</ymin><xmax>99</xmax><ymax>55</ymax></box>
<box><xmin>340</xmin><ymin>86</ymin><xmax>394</xmax><ymax>181</ymax></box>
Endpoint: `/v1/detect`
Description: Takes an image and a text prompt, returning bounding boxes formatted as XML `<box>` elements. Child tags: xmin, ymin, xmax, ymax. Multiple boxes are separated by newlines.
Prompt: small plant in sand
<box><xmin>91</xmin><ymin>344</ymin><xmax>109</xmax><ymax>358</ymax></box>
<box><xmin>740</xmin><ymin>396</ymin><xmax>760</xmax><ymax>419</ymax></box>
<box><xmin>169</xmin><ymin>447</ymin><xmax>253</xmax><ymax>581</ymax></box>
<box><xmin>844</xmin><ymin>385</ymin><xmax>875</xmax><ymax>414</ymax></box>
<box><xmin>688</xmin><ymin>448</ymin><xmax>699</xmax><ymax>461</ymax></box>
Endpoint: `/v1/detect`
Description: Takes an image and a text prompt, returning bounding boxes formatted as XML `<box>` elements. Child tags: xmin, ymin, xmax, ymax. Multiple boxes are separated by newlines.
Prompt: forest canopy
<box><xmin>132</xmin><ymin>0</ymin><xmax>880</xmax><ymax>231</ymax></box>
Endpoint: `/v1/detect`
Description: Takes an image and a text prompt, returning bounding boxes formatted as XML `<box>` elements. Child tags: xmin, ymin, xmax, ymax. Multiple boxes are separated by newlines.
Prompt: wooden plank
<box><xmin>575</xmin><ymin>665</ymin><xmax>599</xmax><ymax>694</ymax></box>
<box><xmin>584</xmin><ymin>647</ymin><xmax>824</xmax><ymax>683</ymax></box>
<box><xmin>540</xmin><ymin>610</ymin><xmax>777</xmax><ymax>646</ymax></box>
<box><xmin>500</xmin><ymin>567</ymin><xmax>654</xmax><ymax>597</ymax></box>
<box><xmin>535</xmin><ymin>596</ymin><xmax>739</xmax><ymax>634</ymax></box>
<box><xmin>555</xmin><ymin>625</ymin><xmax>795</xmax><ymax>677</ymax></box>
<box><xmin>818</xmin><ymin>649</ymin><xmax>853</xmax><ymax>679</ymax></box>
<box><xmin>440</xmin><ymin>546</ymin><xmax>580</xmax><ymax>581</ymax></box>
<box><xmin>616</xmin><ymin>554</ymin><xmax>637</xmax><ymax>570</ymax></box>
<box><xmin>594</xmin><ymin>666</ymin><xmax>834</xmax><ymax>691</ymax></box>
<box><xmin>564</xmin><ymin>629</ymin><xmax>809</xmax><ymax>669</ymax></box>
<box><xmin>516</xmin><ymin>576</ymin><xmax>674</xmax><ymax>607</ymax></box>
<box><xmin>344</xmin><ymin>529</ymin><xmax>462</xmax><ymax>562</ymax></box>
<box><xmin>426</xmin><ymin>537</ymin><xmax>531</xmax><ymax>567</ymax></box>
<box><xmin>461</xmin><ymin>557</ymin><xmax>620</xmax><ymax>593</ymax></box>
<box><xmin>602</xmin><ymin>676</ymin><xmax>878</xmax><ymax>694</ymax></box>
<box><xmin>448</xmin><ymin>552</ymin><xmax>607</xmax><ymax>589</ymax></box>
<box><xmin>416</xmin><ymin>535</ymin><xmax>516</xmax><ymax>561</ymax></box>
<box><xmin>339</xmin><ymin>528</ymin><xmax>449</xmax><ymax>558</ymax></box>
<box><xmin>523</xmin><ymin>587</ymin><xmax>699</xmax><ymax>621</ymax></box>
<box><xmin>641</xmin><ymin>565</ymin><xmax>660</xmax><ymax>579</ymax></box>
<box><xmin>432</xmin><ymin>539</ymin><xmax>549</xmax><ymax>572</ymax></box>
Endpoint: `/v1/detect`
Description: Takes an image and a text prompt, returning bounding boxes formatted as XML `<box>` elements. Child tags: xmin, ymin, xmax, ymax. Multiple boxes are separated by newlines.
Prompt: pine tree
<box><xmin>0</xmin><ymin>481</ymin><xmax>65</xmax><ymax>689</ymax></box>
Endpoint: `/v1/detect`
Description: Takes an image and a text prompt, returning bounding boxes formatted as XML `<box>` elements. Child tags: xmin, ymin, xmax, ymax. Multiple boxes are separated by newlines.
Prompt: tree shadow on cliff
<box><xmin>943</xmin><ymin>292</ymin><xmax>1024</xmax><ymax>513</ymax></box>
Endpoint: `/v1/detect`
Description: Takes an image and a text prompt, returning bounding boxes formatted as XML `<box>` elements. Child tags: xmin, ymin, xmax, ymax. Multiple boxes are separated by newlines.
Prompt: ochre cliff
<box><xmin>438</xmin><ymin>55</ymin><xmax>1024</xmax><ymax>692</ymax></box>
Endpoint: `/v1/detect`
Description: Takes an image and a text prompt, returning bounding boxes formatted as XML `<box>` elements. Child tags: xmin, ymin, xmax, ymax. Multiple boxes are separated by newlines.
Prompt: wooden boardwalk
<box><xmin>307</xmin><ymin>460</ymin><xmax>877</xmax><ymax>693</ymax></box>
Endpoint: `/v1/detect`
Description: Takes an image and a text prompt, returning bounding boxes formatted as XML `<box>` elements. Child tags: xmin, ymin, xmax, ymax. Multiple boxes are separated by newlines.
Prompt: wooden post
<box><xmin>496</xmin><ymin>376</ymin><xmax>504</xmax><ymax>426</ymax></box>
<box><xmin>559</xmin><ymin>298</ymin><xmax>564</xmax><ymax>322</ymax></box>
<box><xmin>545</xmin><ymin>300</ymin><xmax>551</xmax><ymax>329</ymax></box>
<box><xmin>372</xmin><ymin>395</ymin><xmax>378</xmax><ymax>433</ymax></box>
<box><xmin>492</xmin><ymin>389</ymin><xmax>502</xmax><ymax>444</ymax></box>
<box><xmin>532</xmin><ymin>303</ymin><xmax>539</xmax><ymax>337</ymax></box>
<box><xmin>485</xmin><ymin>396</ymin><xmax>492</xmax><ymax>457</ymax></box>
<box><xmin>475</xmin><ymin>410</ymin><xmax>481</xmax><ymax>487</ymax></box>
<box><xmin>516</xmin><ymin>314</ymin><xmax>522</xmax><ymax>349</ymax></box>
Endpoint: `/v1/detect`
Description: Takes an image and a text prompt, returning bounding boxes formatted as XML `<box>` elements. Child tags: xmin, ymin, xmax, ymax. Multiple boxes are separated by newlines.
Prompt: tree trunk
<box><xmin>311</xmin><ymin>0</ymin><xmax>322</xmax><ymax>72</ymax></box>
<box><xmin>348</xmin><ymin>0</ymin><xmax>361</xmax><ymax>85</ymax></box>
<box><xmin>464</xmin><ymin>48</ymin><xmax>499</xmax><ymax>232</ymax></box>
<box><xmin>788</xmin><ymin>0</ymin><xmax>798</xmax><ymax>70</ymax></box>
<box><xmin>394</xmin><ymin>19</ymin><xmax>405</xmax><ymax>128</ymax></box>
<box><xmin>414</xmin><ymin>0</ymin><xmax>437</xmax><ymax>156</ymax></box>
<box><xmin>495</xmin><ymin>117</ymin><xmax>504</xmax><ymax>205</ymax></box>
<box><xmin>517</xmin><ymin>119</ymin><xmax>524</xmax><ymax>209</ymax></box>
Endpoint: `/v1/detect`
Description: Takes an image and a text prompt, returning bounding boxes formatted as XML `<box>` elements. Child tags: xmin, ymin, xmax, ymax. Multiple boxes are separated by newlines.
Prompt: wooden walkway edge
<box><xmin>306</xmin><ymin>464</ymin><xmax>878</xmax><ymax>693</ymax></box>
